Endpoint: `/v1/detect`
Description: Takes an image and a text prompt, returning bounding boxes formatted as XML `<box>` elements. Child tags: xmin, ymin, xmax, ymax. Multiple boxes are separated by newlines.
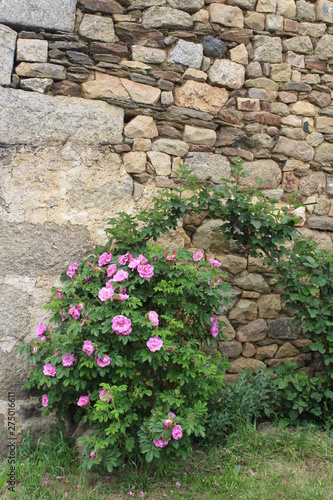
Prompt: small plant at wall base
<box><xmin>18</xmin><ymin>235</ymin><xmax>230</xmax><ymax>471</ymax></box>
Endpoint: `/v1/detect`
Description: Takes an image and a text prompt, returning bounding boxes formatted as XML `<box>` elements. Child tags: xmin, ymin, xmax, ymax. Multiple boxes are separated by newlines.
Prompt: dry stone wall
<box><xmin>1</xmin><ymin>0</ymin><xmax>333</xmax><ymax>434</ymax></box>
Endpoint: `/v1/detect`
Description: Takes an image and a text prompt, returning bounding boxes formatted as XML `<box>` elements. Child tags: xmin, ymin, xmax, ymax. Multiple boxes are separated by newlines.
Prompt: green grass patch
<box><xmin>1</xmin><ymin>424</ymin><xmax>333</xmax><ymax>499</ymax></box>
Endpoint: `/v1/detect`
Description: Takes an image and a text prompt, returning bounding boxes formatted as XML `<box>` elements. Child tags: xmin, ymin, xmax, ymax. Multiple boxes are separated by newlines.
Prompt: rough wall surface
<box><xmin>1</xmin><ymin>0</ymin><xmax>333</xmax><ymax>439</ymax></box>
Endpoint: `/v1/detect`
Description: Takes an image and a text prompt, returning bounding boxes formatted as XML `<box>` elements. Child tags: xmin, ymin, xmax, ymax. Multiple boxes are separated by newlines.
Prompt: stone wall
<box><xmin>1</xmin><ymin>0</ymin><xmax>333</xmax><ymax>434</ymax></box>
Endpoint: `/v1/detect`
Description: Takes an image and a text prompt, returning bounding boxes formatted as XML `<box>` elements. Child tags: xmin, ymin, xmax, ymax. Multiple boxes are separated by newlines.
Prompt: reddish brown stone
<box><xmin>51</xmin><ymin>80</ymin><xmax>81</xmax><ymax>96</ymax></box>
<box><xmin>189</xmin><ymin>145</ymin><xmax>216</xmax><ymax>152</ymax></box>
<box><xmin>78</xmin><ymin>0</ymin><xmax>124</xmax><ymax>14</ymax></box>
<box><xmin>236</xmin><ymin>97</ymin><xmax>260</xmax><ymax>111</ymax></box>
<box><xmin>115</xmin><ymin>23</ymin><xmax>165</xmax><ymax>48</ymax></box>
<box><xmin>278</xmin><ymin>91</ymin><xmax>297</xmax><ymax>104</ymax></box>
<box><xmin>284</xmin><ymin>19</ymin><xmax>299</xmax><ymax>32</ymax></box>
<box><xmin>151</xmin><ymin>71</ymin><xmax>183</xmax><ymax>84</ymax></box>
<box><xmin>282</xmin><ymin>172</ymin><xmax>299</xmax><ymax>193</ymax></box>
<box><xmin>243</xmin><ymin>112</ymin><xmax>281</xmax><ymax>126</ymax></box>
<box><xmin>217</xmin><ymin>110</ymin><xmax>244</xmax><ymax>126</ymax></box>
<box><xmin>90</xmin><ymin>42</ymin><xmax>130</xmax><ymax>58</ymax></box>
<box><xmin>222</xmin><ymin>147</ymin><xmax>254</xmax><ymax>161</ymax></box>
<box><xmin>305</xmin><ymin>57</ymin><xmax>327</xmax><ymax>72</ymax></box>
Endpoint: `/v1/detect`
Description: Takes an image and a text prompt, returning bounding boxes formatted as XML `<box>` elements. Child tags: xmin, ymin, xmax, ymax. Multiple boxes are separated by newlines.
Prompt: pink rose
<box><xmin>56</xmin><ymin>289</ymin><xmax>63</xmax><ymax>299</ymax></box>
<box><xmin>62</xmin><ymin>353</ymin><xmax>74</xmax><ymax>367</ymax></box>
<box><xmin>60</xmin><ymin>309</ymin><xmax>67</xmax><ymax>322</ymax></box>
<box><xmin>148</xmin><ymin>311</ymin><xmax>159</xmax><ymax>328</ymax></box>
<box><xmin>107</xmin><ymin>264</ymin><xmax>117</xmax><ymax>277</ymax></box>
<box><xmin>55</xmin><ymin>350</ymin><xmax>61</xmax><ymax>356</ymax></box>
<box><xmin>147</xmin><ymin>337</ymin><xmax>163</xmax><ymax>352</ymax></box>
<box><xmin>69</xmin><ymin>305</ymin><xmax>81</xmax><ymax>319</ymax></box>
<box><xmin>172</xmin><ymin>424</ymin><xmax>183</xmax><ymax>441</ymax></box>
<box><xmin>87</xmin><ymin>261</ymin><xmax>93</xmax><ymax>268</ymax></box>
<box><xmin>77</xmin><ymin>395</ymin><xmax>89</xmax><ymax>407</ymax></box>
<box><xmin>163</xmin><ymin>419</ymin><xmax>173</xmax><ymax>430</ymax></box>
<box><xmin>98</xmin><ymin>252</ymin><xmax>112</xmax><ymax>266</ymax></box>
<box><xmin>210</xmin><ymin>316</ymin><xmax>219</xmax><ymax>338</ymax></box>
<box><xmin>42</xmin><ymin>394</ymin><xmax>48</xmax><ymax>408</ymax></box>
<box><xmin>33</xmin><ymin>347</ymin><xmax>38</xmax><ymax>354</ymax></box>
<box><xmin>128</xmin><ymin>257</ymin><xmax>141</xmax><ymax>270</ymax></box>
<box><xmin>67</xmin><ymin>263</ymin><xmax>78</xmax><ymax>278</ymax></box>
<box><xmin>110</xmin><ymin>270</ymin><xmax>128</xmax><ymax>282</ymax></box>
<box><xmin>153</xmin><ymin>436</ymin><xmax>170</xmax><ymax>448</ymax></box>
<box><xmin>76</xmin><ymin>304</ymin><xmax>84</xmax><ymax>312</ymax></box>
<box><xmin>193</xmin><ymin>251</ymin><xmax>204</xmax><ymax>262</ymax></box>
<box><xmin>118</xmin><ymin>252</ymin><xmax>132</xmax><ymax>265</ymax></box>
<box><xmin>138</xmin><ymin>264</ymin><xmax>154</xmax><ymax>279</ymax></box>
<box><xmin>114</xmin><ymin>292</ymin><xmax>129</xmax><ymax>301</ymax></box>
<box><xmin>99</xmin><ymin>388</ymin><xmax>111</xmax><ymax>402</ymax></box>
<box><xmin>96</xmin><ymin>355</ymin><xmax>112</xmax><ymax>368</ymax></box>
<box><xmin>83</xmin><ymin>340</ymin><xmax>94</xmax><ymax>358</ymax></box>
<box><xmin>112</xmin><ymin>315</ymin><xmax>132</xmax><ymax>336</ymax></box>
<box><xmin>43</xmin><ymin>363</ymin><xmax>56</xmax><ymax>377</ymax></box>
<box><xmin>36</xmin><ymin>323</ymin><xmax>46</xmax><ymax>339</ymax></box>
<box><xmin>90</xmin><ymin>452</ymin><xmax>95</xmax><ymax>460</ymax></box>
<box><xmin>168</xmin><ymin>412</ymin><xmax>176</xmax><ymax>419</ymax></box>
<box><xmin>165</xmin><ymin>249</ymin><xmax>176</xmax><ymax>262</ymax></box>
<box><xmin>98</xmin><ymin>286</ymin><xmax>114</xmax><ymax>302</ymax></box>
<box><xmin>208</xmin><ymin>258</ymin><xmax>221</xmax><ymax>268</ymax></box>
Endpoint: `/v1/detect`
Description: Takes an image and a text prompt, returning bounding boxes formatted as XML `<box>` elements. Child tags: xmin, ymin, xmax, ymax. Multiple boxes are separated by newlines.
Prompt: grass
<box><xmin>1</xmin><ymin>423</ymin><xmax>333</xmax><ymax>499</ymax></box>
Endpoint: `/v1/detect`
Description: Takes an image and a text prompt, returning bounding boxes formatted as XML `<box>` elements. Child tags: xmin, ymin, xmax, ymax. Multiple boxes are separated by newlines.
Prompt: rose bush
<box><xmin>19</xmin><ymin>234</ymin><xmax>230</xmax><ymax>471</ymax></box>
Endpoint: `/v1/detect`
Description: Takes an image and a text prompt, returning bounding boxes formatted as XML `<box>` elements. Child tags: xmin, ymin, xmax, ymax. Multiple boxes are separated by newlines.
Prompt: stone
<box><xmin>275</xmin><ymin>342</ymin><xmax>300</xmax><ymax>358</ymax></box>
<box><xmin>253</xmin><ymin>36</ymin><xmax>282</xmax><ymax>63</ymax></box>
<box><xmin>298</xmin><ymin>227</ymin><xmax>332</xmax><ymax>250</ymax></box>
<box><xmin>307</xmin><ymin>215</ymin><xmax>333</xmax><ymax>231</ymax></box>
<box><xmin>269</xmin><ymin>102</ymin><xmax>290</xmax><ymax>116</ymax></box>
<box><xmin>219</xmin><ymin>340</ymin><xmax>243</xmax><ymax>359</ymax></box>
<box><xmin>147</xmin><ymin>151</ymin><xmax>171</xmax><ymax>175</ymax></box>
<box><xmin>274</xmin><ymin>137</ymin><xmax>314</xmax><ymax>161</ymax></box>
<box><xmin>183</xmin><ymin>125</ymin><xmax>216</xmax><ymax>146</ymax></box>
<box><xmin>296</xmin><ymin>0</ymin><xmax>316</xmax><ymax>21</ymax></box>
<box><xmin>239</xmin><ymin>160</ymin><xmax>282</xmax><ymax>189</ymax></box>
<box><xmin>123</xmin><ymin>151</ymin><xmax>147</xmax><ymax>174</ymax></box>
<box><xmin>192</xmin><ymin>219</ymin><xmax>223</xmax><ymax>249</ymax></box>
<box><xmin>309</xmin><ymin>92</ymin><xmax>331</xmax><ymax>109</ymax></box>
<box><xmin>228</xmin><ymin>357</ymin><xmax>265</xmax><ymax>373</ymax></box>
<box><xmin>20</xmin><ymin>78</ymin><xmax>53</xmax><ymax>94</ymax></box>
<box><xmin>0</xmin><ymin>285</ymin><xmax>32</xmax><ymax>349</ymax></box>
<box><xmin>0</xmin><ymin>88</ymin><xmax>124</xmax><ymax>146</ymax></box>
<box><xmin>270</xmin><ymin>63</ymin><xmax>292</xmax><ymax>82</ymax></box>
<box><xmin>313</xmin><ymin>197</ymin><xmax>330</xmax><ymax>216</ymax></box>
<box><xmin>314</xmin><ymin>143</ymin><xmax>333</xmax><ymax>163</ymax></box>
<box><xmin>133</xmin><ymin>138</ymin><xmax>151</xmax><ymax>151</ymax></box>
<box><xmin>183</xmin><ymin>68</ymin><xmax>207</xmax><ymax>82</ymax></box>
<box><xmin>281</xmin><ymin>115</ymin><xmax>302</xmax><ymax>127</ymax></box>
<box><xmin>15</xmin><ymin>62</ymin><xmax>66</xmax><ymax>80</ymax></box>
<box><xmin>256</xmin><ymin>344</ymin><xmax>278</xmax><ymax>360</ymax></box>
<box><xmin>132</xmin><ymin>45</ymin><xmax>166</xmax><ymax>64</ymax></box>
<box><xmin>315</xmin><ymin>116</ymin><xmax>333</xmax><ymax>133</ymax></box>
<box><xmin>283</xmin><ymin>36</ymin><xmax>313</xmax><ymax>54</ymax></box>
<box><xmin>256</xmin><ymin>0</ymin><xmax>277</xmax><ymax>12</ymax></box>
<box><xmin>0</xmin><ymin>222</ymin><xmax>92</xmax><ymax>277</ymax></box>
<box><xmin>258</xmin><ymin>294</ymin><xmax>281</xmax><ymax>319</ymax></box>
<box><xmin>327</xmin><ymin>175</ymin><xmax>333</xmax><ymax>195</ymax></box>
<box><xmin>167</xmin><ymin>40</ymin><xmax>203</xmax><ymax>69</ymax></box>
<box><xmin>284</xmin><ymin>19</ymin><xmax>299</xmax><ymax>31</ymax></box>
<box><xmin>216</xmin><ymin>254</ymin><xmax>247</xmax><ymax>275</ymax></box>
<box><xmin>79</xmin><ymin>0</ymin><xmax>125</xmax><ymax>13</ymax></box>
<box><xmin>246</xmin><ymin>62</ymin><xmax>263</xmax><ymax>78</ymax></box>
<box><xmin>200</xmin><ymin>36</ymin><xmax>227</xmax><ymax>59</ymax></box>
<box><xmin>167</xmin><ymin>0</ymin><xmax>204</xmax><ymax>13</ymax></box>
<box><xmin>286</xmin><ymin>51</ymin><xmax>305</xmax><ymax>68</ymax></box>
<box><xmin>0</xmin><ymin>24</ymin><xmax>17</xmax><ymax>85</ymax></box>
<box><xmin>278</xmin><ymin>92</ymin><xmax>297</xmax><ymax>104</ymax></box>
<box><xmin>208</xmin><ymin>4</ymin><xmax>244</xmax><ymax>28</ymax></box>
<box><xmin>229</xmin><ymin>300</ymin><xmax>258</xmax><ymax>321</ymax></box>
<box><xmin>298</xmin><ymin>22</ymin><xmax>326</xmax><ymax>37</ymax></box>
<box><xmin>51</xmin><ymin>80</ymin><xmax>81</xmax><ymax>97</ymax></box>
<box><xmin>152</xmin><ymin>138</ymin><xmax>189</xmax><ymax>156</ymax></box>
<box><xmin>236</xmin><ymin>319</ymin><xmax>268</xmax><ymax>342</ymax></box>
<box><xmin>289</xmin><ymin>101</ymin><xmax>316</xmax><ymax>116</ymax></box>
<box><xmin>315</xmin><ymin>0</ymin><xmax>333</xmax><ymax>22</ymax></box>
<box><xmin>265</xmin><ymin>14</ymin><xmax>283</xmax><ymax>31</ymax></box>
<box><xmin>0</xmin><ymin>0</ymin><xmax>77</xmax><ymax>32</ymax></box>
<box><xmin>242</xmin><ymin>342</ymin><xmax>256</xmax><ymax>357</ymax></box>
<box><xmin>208</xmin><ymin>60</ymin><xmax>245</xmax><ymax>90</ymax></box>
<box><xmin>234</xmin><ymin>272</ymin><xmax>270</xmax><ymax>294</ymax></box>
<box><xmin>161</xmin><ymin>91</ymin><xmax>174</xmax><ymax>105</ymax></box>
<box><xmin>174</xmin><ymin>80</ymin><xmax>229</xmax><ymax>115</ymax></box>
<box><xmin>79</xmin><ymin>14</ymin><xmax>116</xmax><ymax>43</ymax></box>
<box><xmin>279</xmin><ymin>82</ymin><xmax>311</xmax><ymax>92</ymax></box>
<box><xmin>184</xmin><ymin>152</ymin><xmax>231</xmax><ymax>183</ymax></box>
<box><xmin>142</xmin><ymin>6</ymin><xmax>193</xmax><ymax>28</ymax></box>
<box><xmin>245</xmin><ymin>78</ymin><xmax>279</xmax><ymax>91</ymax></box>
<box><xmin>230</xmin><ymin>44</ymin><xmax>248</xmax><ymax>65</ymax></box>
<box><xmin>16</xmin><ymin>39</ymin><xmax>48</xmax><ymax>63</ymax></box>
<box><xmin>124</xmin><ymin>115</ymin><xmax>158</xmax><ymax>139</ymax></box>
<box><xmin>217</xmin><ymin>315</ymin><xmax>236</xmax><ymax>340</ymax></box>
<box><xmin>245</xmin><ymin>12</ymin><xmax>265</xmax><ymax>30</ymax></box>
<box><xmin>82</xmin><ymin>73</ymin><xmax>161</xmax><ymax>106</ymax></box>
<box><xmin>299</xmin><ymin>171</ymin><xmax>326</xmax><ymax>195</ymax></box>
<box><xmin>283</xmin><ymin>172</ymin><xmax>299</xmax><ymax>192</ymax></box>
<box><xmin>276</xmin><ymin>0</ymin><xmax>296</xmax><ymax>17</ymax></box>
<box><xmin>306</xmin><ymin>132</ymin><xmax>323</xmax><ymax>148</ymax></box>
<box><xmin>228</xmin><ymin>0</ymin><xmax>257</xmax><ymax>7</ymax></box>
<box><xmin>237</xmin><ymin>98</ymin><xmax>260</xmax><ymax>111</ymax></box>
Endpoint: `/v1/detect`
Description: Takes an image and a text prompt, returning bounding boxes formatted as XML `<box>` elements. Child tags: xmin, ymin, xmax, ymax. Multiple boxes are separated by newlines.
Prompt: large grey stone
<box><xmin>185</xmin><ymin>152</ymin><xmax>231</xmax><ymax>184</ymax></box>
<box><xmin>314</xmin><ymin>142</ymin><xmax>333</xmax><ymax>163</ymax></box>
<box><xmin>166</xmin><ymin>0</ymin><xmax>204</xmax><ymax>12</ymax></box>
<box><xmin>273</xmin><ymin>137</ymin><xmax>314</xmax><ymax>162</ymax></box>
<box><xmin>208</xmin><ymin>59</ymin><xmax>245</xmax><ymax>90</ymax></box>
<box><xmin>167</xmin><ymin>40</ymin><xmax>203</xmax><ymax>69</ymax></box>
<box><xmin>0</xmin><ymin>88</ymin><xmax>124</xmax><ymax>145</ymax></box>
<box><xmin>79</xmin><ymin>14</ymin><xmax>116</xmax><ymax>42</ymax></box>
<box><xmin>283</xmin><ymin>36</ymin><xmax>313</xmax><ymax>54</ymax></box>
<box><xmin>0</xmin><ymin>350</ymin><xmax>30</xmax><ymax>398</ymax></box>
<box><xmin>200</xmin><ymin>36</ymin><xmax>227</xmax><ymax>59</ymax></box>
<box><xmin>152</xmin><ymin>138</ymin><xmax>189</xmax><ymax>156</ymax></box>
<box><xmin>236</xmin><ymin>319</ymin><xmax>268</xmax><ymax>342</ymax></box>
<box><xmin>208</xmin><ymin>3</ymin><xmax>244</xmax><ymax>28</ymax></box>
<box><xmin>16</xmin><ymin>39</ymin><xmax>48</xmax><ymax>63</ymax></box>
<box><xmin>0</xmin><ymin>0</ymin><xmax>77</xmax><ymax>32</ymax></box>
<box><xmin>142</xmin><ymin>6</ymin><xmax>193</xmax><ymax>28</ymax></box>
<box><xmin>234</xmin><ymin>272</ymin><xmax>270</xmax><ymax>294</ymax></box>
<box><xmin>314</xmin><ymin>35</ymin><xmax>333</xmax><ymax>57</ymax></box>
<box><xmin>0</xmin><ymin>285</ymin><xmax>32</xmax><ymax>346</ymax></box>
<box><xmin>253</xmin><ymin>36</ymin><xmax>283</xmax><ymax>63</ymax></box>
<box><xmin>0</xmin><ymin>24</ymin><xmax>17</xmax><ymax>86</ymax></box>
<box><xmin>0</xmin><ymin>222</ymin><xmax>93</xmax><ymax>277</ymax></box>
<box><xmin>239</xmin><ymin>160</ymin><xmax>282</xmax><ymax>189</ymax></box>
<box><xmin>268</xmin><ymin>318</ymin><xmax>300</xmax><ymax>339</ymax></box>
<box><xmin>15</xmin><ymin>62</ymin><xmax>66</xmax><ymax>80</ymax></box>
